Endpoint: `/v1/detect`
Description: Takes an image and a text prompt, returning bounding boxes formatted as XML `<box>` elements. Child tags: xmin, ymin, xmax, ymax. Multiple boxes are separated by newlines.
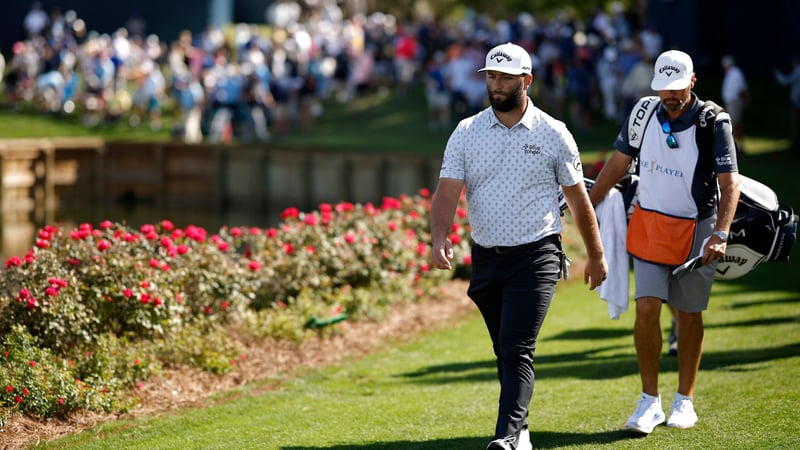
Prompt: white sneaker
<box><xmin>625</xmin><ymin>393</ymin><xmax>666</xmax><ymax>434</ymax></box>
<box><xmin>486</xmin><ymin>437</ymin><xmax>513</xmax><ymax>450</ymax></box>
<box><xmin>517</xmin><ymin>426</ymin><xmax>532</xmax><ymax>450</ymax></box>
<box><xmin>487</xmin><ymin>428</ymin><xmax>530</xmax><ymax>450</ymax></box>
<box><xmin>667</xmin><ymin>393</ymin><xmax>698</xmax><ymax>429</ymax></box>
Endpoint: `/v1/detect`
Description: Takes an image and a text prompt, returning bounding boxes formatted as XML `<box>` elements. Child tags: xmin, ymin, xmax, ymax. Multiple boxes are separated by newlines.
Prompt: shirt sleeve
<box><xmin>439</xmin><ymin>124</ymin><xmax>466</xmax><ymax>180</ymax></box>
<box><xmin>613</xmin><ymin>114</ymin><xmax>639</xmax><ymax>157</ymax></box>
<box><xmin>712</xmin><ymin>116</ymin><xmax>739</xmax><ymax>174</ymax></box>
<box><xmin>554</xmin><ymin>124</ymin><xmax>584</xmax><ymax>187</ymax></box>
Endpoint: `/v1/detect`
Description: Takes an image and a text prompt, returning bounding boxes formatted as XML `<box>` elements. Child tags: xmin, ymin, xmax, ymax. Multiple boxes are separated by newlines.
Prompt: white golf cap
<box><xmin>651</xmin><ymin>50</ymin><xmax>694</xmax><ymax>91</ymax></box>
<box><xmin>478</xmin><ymin>42</ymin><xmax>532</xmax><ymax>75</ymax></box>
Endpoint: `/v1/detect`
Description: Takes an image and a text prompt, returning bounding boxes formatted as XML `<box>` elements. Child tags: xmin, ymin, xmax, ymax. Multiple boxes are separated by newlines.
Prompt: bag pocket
<box><xmin>627</xmin><ymin>203</ymin><xmax>697</xmax><ymax>266</ymax></box>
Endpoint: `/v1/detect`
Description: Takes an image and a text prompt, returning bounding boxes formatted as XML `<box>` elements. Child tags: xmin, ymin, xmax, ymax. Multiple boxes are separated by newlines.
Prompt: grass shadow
<box><xmin>280</xmin><ymin>429</ymin><xmax>642</xmax><ymax>449</ymax></box>
<box><xmin>544</xmin><ymin>327</ymin><xmax>631</xmax><ymax>341</ymax></box>
<box><xmin>727</xmin><ymin>296</ymin><xmax>800</xmax><ymax>309</ymax></box>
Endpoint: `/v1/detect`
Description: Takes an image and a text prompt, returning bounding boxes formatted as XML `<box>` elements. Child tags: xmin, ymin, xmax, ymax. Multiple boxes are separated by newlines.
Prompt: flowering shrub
<box><xmin>0</xmin><ymin>190</ymin><xmax>472</xmax><ymax>419</ymax></box>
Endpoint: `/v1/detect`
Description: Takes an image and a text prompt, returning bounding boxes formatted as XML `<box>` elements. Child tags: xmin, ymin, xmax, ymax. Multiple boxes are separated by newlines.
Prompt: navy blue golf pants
<box><xmin>468</xmin><ymin>234</ymin><xmax>562</xmax><ymax>442</ymax></box>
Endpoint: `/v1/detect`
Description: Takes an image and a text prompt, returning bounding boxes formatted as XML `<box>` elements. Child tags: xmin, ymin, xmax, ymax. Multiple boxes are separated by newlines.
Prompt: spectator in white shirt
<box><xmin>721</xmin><ymin>55</ymin><xmax>749</xmax><ymax>153</ymax></box>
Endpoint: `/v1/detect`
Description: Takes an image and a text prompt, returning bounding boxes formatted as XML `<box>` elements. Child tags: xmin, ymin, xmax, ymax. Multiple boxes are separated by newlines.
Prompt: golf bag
<box><xmin>717</xmin><ymin>175</ymin><xmax>798</xmax><ymax>279</ymax></box>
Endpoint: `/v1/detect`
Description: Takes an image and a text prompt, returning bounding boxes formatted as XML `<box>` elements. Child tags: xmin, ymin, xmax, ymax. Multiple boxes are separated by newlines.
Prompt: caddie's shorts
<box><xmin>633</xmin><ymin>215</ymin><xmax>717</xmax><ymax>313</ymax></box>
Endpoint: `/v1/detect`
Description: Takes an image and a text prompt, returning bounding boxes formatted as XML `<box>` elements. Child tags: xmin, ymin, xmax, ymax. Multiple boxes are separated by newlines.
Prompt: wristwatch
<box><xmin>712</xmin><ymin>230</ymin><xmax>729</xmax><ymax>241</ymax></box>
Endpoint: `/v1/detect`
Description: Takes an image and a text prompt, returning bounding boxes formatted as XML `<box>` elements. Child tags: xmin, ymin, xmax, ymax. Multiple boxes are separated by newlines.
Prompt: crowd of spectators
<box><xmin>1</xmin><ymin>1</ymin><xmax>668</xmax><ymax>143</ymax></box>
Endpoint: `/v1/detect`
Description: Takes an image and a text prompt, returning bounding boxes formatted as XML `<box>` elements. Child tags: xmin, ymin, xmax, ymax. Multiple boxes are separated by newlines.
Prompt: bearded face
<box><xmin>487</xmin><ymin>74</ymin><xmax>527</xmax><ymax>113</ymax></box>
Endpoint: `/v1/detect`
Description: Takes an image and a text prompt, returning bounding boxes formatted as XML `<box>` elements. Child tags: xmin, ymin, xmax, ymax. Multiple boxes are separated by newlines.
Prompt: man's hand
<box><xmin>585</xmin><ymin>256</ymin><xmax>609</xmax><ymax>291</ymax></box>
<box><xmin>431</xmin><ymin>240</ymin><xmax>454</xmax><ymax>270</ymax></box>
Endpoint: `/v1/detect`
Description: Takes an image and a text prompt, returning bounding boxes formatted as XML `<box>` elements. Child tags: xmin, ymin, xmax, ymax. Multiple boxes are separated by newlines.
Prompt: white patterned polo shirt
<box><xmin>439</xmin><ymin>98</ymin><xmax>583</xmax><ymax>247</ymax></box>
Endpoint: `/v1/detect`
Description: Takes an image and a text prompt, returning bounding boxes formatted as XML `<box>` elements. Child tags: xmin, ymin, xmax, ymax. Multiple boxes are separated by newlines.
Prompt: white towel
<box><xmin>595</xmin><ymin>189</ymin><xmax>630</xmax><ymax>319</ymax></box>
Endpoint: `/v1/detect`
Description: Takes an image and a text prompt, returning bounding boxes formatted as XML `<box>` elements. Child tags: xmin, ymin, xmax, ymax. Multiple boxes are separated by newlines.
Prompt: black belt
<box><xmin>475</xmin><ymin>234</ymin><xmax>559</xmax><ymax>254</ymax></box>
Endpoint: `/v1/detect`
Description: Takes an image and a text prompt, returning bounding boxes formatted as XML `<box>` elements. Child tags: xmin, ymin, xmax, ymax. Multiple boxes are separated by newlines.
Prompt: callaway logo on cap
<box><xmin>478</xmin><ymin>42</ymin><xmax>532</xmax><ymax>75</ymax></box>
<box><xmin>651</xmin><ymin>50</ymin><xmax>694</xmax><ymax>91</ymax></box>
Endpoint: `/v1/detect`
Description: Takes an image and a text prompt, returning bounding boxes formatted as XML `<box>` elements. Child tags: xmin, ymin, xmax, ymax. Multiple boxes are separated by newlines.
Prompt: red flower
<box><xmin>463</xmin><ymin>255</ymin><xmax>472</xmax><ymax>265</ymax></box>
<box><xmin>177</xmin><ymin>244</ymin><xmax>189</xmax><ymax>255</ymax></box>
<box><xmin>5</xmin><ymin>256</ymin><xmax>23</xmax><ymax>268</ymax></box>
<box><xmin>160</xmin><ymin>220</ymin><xmax>175</xmax><ymax>231</ymax></box>
<box><xmin>335</xmin><ymin>202</ymin><xmax>354</xmax><ymax>212</ymax></box>
<box><xmin>35</xmin><ymin>239</ymin><xmax>50</xmax><ymax>249</ymax></box>
<box><xmin>280</xmin><ymin>207</ymin><xmax>300</xmax><ymax>220</ymax></box>
<box><xmin>448</xmin><ymin>233</ymin><xmax>462</xmax><ymax>245</ymax></box>
<box><xmin>230</xmin><ymin>227</ymin><xmax>242</xmax><ymax>237</ymax></box>
<box><xmin>419</xmin><ymin>187</ymin><xmax>430</xmax><ymax>198</ymax></box>
<box><xmin>58</xmin><ymin>397</ymin><xmax>65</xmax><ymax>405</ymax></box>
<box><xmin>99</xmin><ymin>220</ymin><xmax>114</xmax><ymax>229</ymax></box>
<box><xmin>388</xmin><ymin>222</ymin><xmax>397</xmax><ymax>231</ymax></box>
<box><xmin>305</xmin><ymin>245</ymin><xmax>316</xmax><ymax>254</ymax></box>
<box><xmin>14</xmin><ymin>396</ymin><xmax>22</xmax><ymax>404</ymax></box>
<box><xmin>319</xmin><ymin>203</ymin><xmax>333</xmax><ymax>212</ymax></box>
<box><xmin>303</xmin><ymin>214</ymin><xmax>318</xmax><ymax>226</ymax></box>
<box><xmin>344</xmin><ymin>232</ymin><xmax>356</xmax><ymax>244</ymax></box>
<box><xmin>267</xmin><ymin>228</ymin><xmax>278</xmax><ymax>238</ymax></box>
<box><xmin>5</xmin><ymin>385</ymin><xmax>13</xmax><ymax>393</ymax></box>
<box><xmin>283</xmin><ymin>243</ymin><xmax>294</xmax><ymax>254</ymax></box>
<box><xmin>221</xmin><ymin>301</ymin><xmax>230</xmax><ymax>309</ymax></box>
<box><xmin>22</xmin><ymin>388</ymin><xmax>29</xmax><ymax>396</ymax></box>
<box><xmin>218</xmin><ymin>242</ymin><xmax>229</xmax><ymax>252</ymax></box>
<box><xmin>29</xmin><ymin>360</ymin><xmax>37</xmax><ymax>367</ymax></box>
<box><xmin>123</xmin><ymin>288</ymin><xmax>133</xmax><ymax>298</ymax></box>
<box><xmin>97</xmin><ymin>240</ymin><xmax>111</xmax><ymax>251</ymax></box>
<box><xmin>456</xmin><ymin>208</ymin><xmax>467</xmax><ymax>218</ymax></box>
<box><xmin>185</xmin><ymin>225</ymin><xmax>207</xmax><ymax>242</ymax></box>
<box><xmin>248</xmin><ymin>260</ymin><xmax>261</xmax><ymax>271</ymax></box>
<box><xmin>381</xmin><ymin>197</ymin><xmax>402</xmax><ymax>210</ymax></box>
<box><xmin>140</xmin><ymin>224</ymin><xmax>156</xmax><ymax>235</ymax></box>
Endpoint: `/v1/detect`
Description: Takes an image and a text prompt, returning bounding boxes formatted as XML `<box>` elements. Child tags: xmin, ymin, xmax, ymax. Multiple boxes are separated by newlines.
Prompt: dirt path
<box><xmin>1</xmin><ymin>280</ymin><xmax>474</xmax><ymax>449</ymax></box>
